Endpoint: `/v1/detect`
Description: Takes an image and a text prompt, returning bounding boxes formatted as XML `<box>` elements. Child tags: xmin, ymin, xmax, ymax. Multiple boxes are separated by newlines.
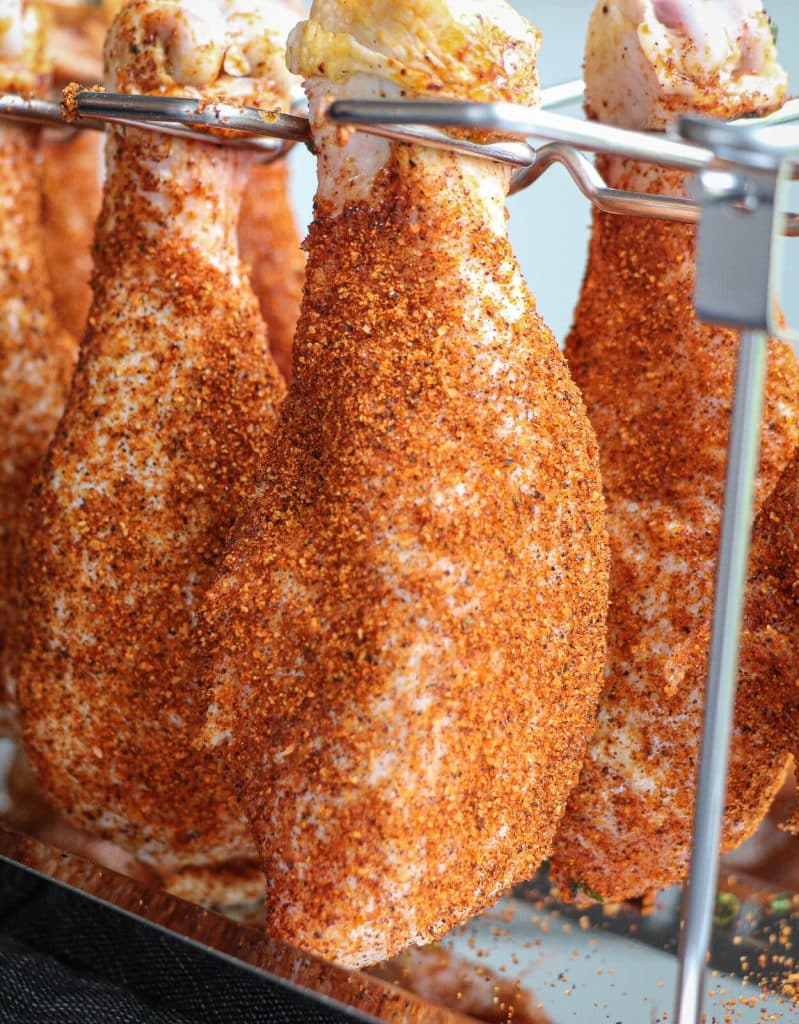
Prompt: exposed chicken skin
<box><xmin>0</xmin><ymin>1</ymin><xmax>77</xmax><ymax>713</ymax></box>
<box><xmin>239</xmin><ymin>160</ymin><xmax>304</xmax><ymax>381</ymax></box>
<box><xmin>201</xmin><ymin>0</ymin><xmax>609</xmax><ymax>968</ymax></box>
<box><xmin>10</xmin><ymin>0</ymin><xmax>292</xmax><ymax>886</ymax></box>
<box><xmin>551</xmin><ymin>0</ymin><xmax>799</xmax><ymax>903</ymax></box>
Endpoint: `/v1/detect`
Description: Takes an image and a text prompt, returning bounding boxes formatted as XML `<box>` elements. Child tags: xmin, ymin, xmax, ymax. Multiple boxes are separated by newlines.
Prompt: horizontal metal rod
<box><xmin>338</xmin><ymin>120</ymin><xmax>535</xmax><ymax>168</ymax></box>
<box><xmin>728</xmin><ymin>96</ymin><xmax>799</xmax><ymax>129</ymax></box>
<box><xmin>511</xmin><ymin>141</ymin><xmax>799</xmax><ymax>234</ymax></box>
<box><xmin>0</xmin><ymin>94</ymin><xmax>65</xmax><ymax>127</ymax></box>
<box><xmin>0</xmin><ymin>80</ymin><xmax>580</xmax><ymax>143</ymax></box>
<box><xmin>3</xmin><ymin>89</ymin><xmax>799</xmax><ymax>231</ymax></box>
<box><xmin>3</xmin><ymin>87</ymin><xmax>797</xmax><ymax>178</ymax></box>
<box><xmin>511</xmin><ymin>142</ymin><xmax>696</xmax><ymax>218</ymax></box>
<box><xmin>0</xmin><ymin>93</ymin><xmax>299</xmax><ymax>160</ymax></box>
<box><xmin>539</xmin><ymin>79</ymin><xmax>585</xmax><ymax>109</ymax></box>
<box><xmin>80</xmin><ymin>113</ymin><xmax>293</xmax><ymax>160</ymax></box>
<box><xmin>328</xmin><ymin>99</ymin><xmax>712</xmax><ymax>170</ymax></box>
<box><xmin>74</xmin><ymin>92</ymin><xmax>310</xmax><ymax>143</ymax></box>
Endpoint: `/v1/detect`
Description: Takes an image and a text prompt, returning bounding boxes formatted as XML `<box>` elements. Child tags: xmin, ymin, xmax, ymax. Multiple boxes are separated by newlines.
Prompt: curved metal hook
<box><xmin>509</xmin><ymin>141</ymin><xmax>799</xmax><ymax>236</ymax></box>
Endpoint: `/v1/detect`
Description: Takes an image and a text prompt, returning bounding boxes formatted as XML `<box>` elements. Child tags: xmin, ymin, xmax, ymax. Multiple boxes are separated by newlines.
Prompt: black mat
<box><xmin>0</xmin><ymin>858</ymin><xmax>370</xmax><ymax>1024</ymax></box>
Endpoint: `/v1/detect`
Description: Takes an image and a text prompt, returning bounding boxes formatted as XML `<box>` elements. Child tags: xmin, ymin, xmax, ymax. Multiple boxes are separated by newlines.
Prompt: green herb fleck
<box><xmin>130</xmin><ymin>44</ymin><xmax>139</xmax><ymax>55</ymax></box>
<box><xmin>770</xmin><ymin>894</ymin><xmax>791</xmax><ymax>917</ymax></box>
<box><xmin>714</xmin><ymin>891</ymin><xmax>740</xmax><ymax>928</ymax></box>
<box><xmin>571</xmin><ymin>880</ymin><xmax>605</xmax><ymax>904</ymax></box>
<box><xmin>770</xmin><ymin>20</ymin><xmax>779</xmax><ymax>46</ymax></box>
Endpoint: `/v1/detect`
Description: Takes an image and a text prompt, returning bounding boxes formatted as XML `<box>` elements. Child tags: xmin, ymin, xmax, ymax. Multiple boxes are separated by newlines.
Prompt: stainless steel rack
<box><xmin>2</xmin><ymin>79</ymin><xmax>799</xmax><ymax>1024</ymax></box>
<box><xmin>4</xmin><ymin>81</ymin><xmax>799</xmax><ymax>230</ymax></box>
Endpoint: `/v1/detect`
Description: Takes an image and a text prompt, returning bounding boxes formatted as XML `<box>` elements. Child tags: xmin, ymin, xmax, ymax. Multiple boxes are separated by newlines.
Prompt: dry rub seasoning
<box><xmin>10</xmin><ymin>0</ymin><xmax>291</xmax><ymax>902</ymax></box>
<box><xmin>201</xmin><ymin>0</ymin><xmax>609</xmax><ymax>968</ymax></box>
<box><xmin>0</xmin><ymin>2</ymin><xmax>77</xmax><ymax>719</ymax></box>
<box><xmin>552</xmin><ymin>0</ymin><xmax>799</xmax><ymax>905</ymax></box>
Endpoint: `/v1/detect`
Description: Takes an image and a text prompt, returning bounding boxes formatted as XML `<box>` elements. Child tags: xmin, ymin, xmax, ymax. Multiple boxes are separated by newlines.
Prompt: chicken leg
<box><xmin>42</xmin><ymin>0</ymin><xmax>305</xmax><ymax>372</ymax></box>
<box><xmin>238</xmin><ymin>159</ymin><xmax>304</xmax><ymax>381</ymax></box>
<box><xmin>0</xmin><ymin>0</ymin><xmax>77</xmax><ymax>712</ymax></box>
<box><xmin>10</xmin><ymin>0</ymin><xmax>293</xmax><ymax>896</ymax></box>
<box><xmin>551</xmin><ymin>0</ymin><xmax>799</xmax><ymax>904</ymax></box>
<box><xmin>201</xmin><ymin>0</ymin><xmax>610</xmax><ymax>967</ymax></box>
<box><xmin>41</xmin><ymin>1</ymin><xmax>111</xmax><ymax>340</ymax></box>
<box><xmin>236</xmin><ymin>0</ymin><xmax>304</xmax><ymax>382</ymax></box>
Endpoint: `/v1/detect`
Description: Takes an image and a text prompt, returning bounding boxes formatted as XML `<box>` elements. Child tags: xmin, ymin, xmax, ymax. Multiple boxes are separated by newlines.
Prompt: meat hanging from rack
<box><xmin>551</xmin><ymin>0</ymin><xmax>799</xmax><ymax>905</ymax></box>
<box><xmin>0</xmin><ymin>1</ymin><xmax>77</xmax><ymax>727</ymax></box>
<box><xmin>235</xmin><ymin>0</ymin><xmax>305</xmax><ymax>383</ymax></box>
<box><xmin>40</xmin><ymin>1</ymin><xmax>116</xmax><ymax>340</ymax></box>
<box><xmin>41</xmin><ymin>128</ymin><xmax>103</xmax><ymax>340</ymax></box>
<box><xmin>200</xmin><ymin>0</ymin><xmax>610</xmax><ymax>968</ymax></box>
<box><xmin>8</xmin><ymin>0</ymin><xmax>298</xmax><ymax>903</ymax></box>
<box><xmin>39</xmin><ymin>0</ymin><xmax>305</xmax><ymax>373</ymax></box>
<box><xmin>731</xmin><ymin>447</ymin><xmax>799</xmax><ymax>836</ymax></box>
<box><xmin>239</xmin><ymin>159</ymin><xmax>304</xmax><ymax>381</ymax></box>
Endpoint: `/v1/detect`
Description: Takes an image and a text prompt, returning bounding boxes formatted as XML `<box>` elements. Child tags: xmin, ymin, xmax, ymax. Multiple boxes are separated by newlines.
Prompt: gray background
<box><xmin>287</xmin><ymin>0</ymin><xmax>799</xmax><ymax>345</ymax></box>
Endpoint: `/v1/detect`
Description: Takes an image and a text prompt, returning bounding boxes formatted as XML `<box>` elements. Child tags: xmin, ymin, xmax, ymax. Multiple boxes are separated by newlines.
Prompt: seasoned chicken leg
<box><xmin>0</xmin><ymin>1</ymin><xmax>76</xmax><ymax>708</ymax></box>
<box><xmin>41</xmin><ymin>0</ymin><xmax>305</xmax><ymax>366</ymax></box>
<box><xmin>732</xmin><ymin>453</ymin><xmax>799</xmax><ymax>835</ymax></box>
<box><xmin>236</xmin><ymin>0</ymin><xmax>304</xmax><ymax>382</ymax></box>
<box><xmin>239</xmin><ymin>159</ymin><xmax>304</xmax><ymax>381</ymax></box>
<box><xmin>202</xmin><ymin>0</ymin><xmax>609</xmax><ymax>967</ymax></box>
<box><xmin>41</xmin><ymin>130</ymin><xmax>103</xmax><ymax>339</ymax></box>
<box><xmin>10</xmin><ymin>0</ymin><xmax>293</xmax><ymax>889</ymax></box>
<box><xmin>551</xmin><ymin>0</ymin><xmax>799</xmax><ymax>903</ymax></box>
<box><xmin>41</xmin><ymin>2</ymin><xmax>111</xmax><ymax>339</ymax></box>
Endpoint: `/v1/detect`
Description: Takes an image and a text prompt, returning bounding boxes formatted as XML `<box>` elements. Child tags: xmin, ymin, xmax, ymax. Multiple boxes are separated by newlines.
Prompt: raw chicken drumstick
<box><xmin>730</xmin><ymin>454</ymin><xmax>799</xmax><ymax>835</ymax></box>
<box><xmin>42</xmin><ymin>0</ymin><xmax>304</xmax><ymax>374</ymax></box>
<box><xmin>41</xmin><ymin>127</ymin><xmax>103</xmax><ymax>340</ymax></box>
<box><xmin>41</xmin><ymin>1</ymin><xmax>113</xmax><ymax>339</ymax></box>
<box><xmin>0</xmin><ymin>0</ymin><xmax>76</xmax><ymax>709</ymax></box>
<box><xmin>239</xmin><ymin>159</ymin><xmax>304</xmax><ymax>381</ymax></box>
<box><xmin>201</xmin><ymin>0</ymin><xmax>610</xmax><ymax>967</ymax></box>
<box><xmin>237</xmin><ymin>0</ymin><xmax>305</xmax><ymax>383</ymax></box>
<box><xmin>552</xmin><ymin>0</ymin><xmax>799</xmax><ymax>904</ymax></box>
<box><xmin>10</xmin><ymin>0</ymin><xmax>292</xmax><ymax>896</ymax></box>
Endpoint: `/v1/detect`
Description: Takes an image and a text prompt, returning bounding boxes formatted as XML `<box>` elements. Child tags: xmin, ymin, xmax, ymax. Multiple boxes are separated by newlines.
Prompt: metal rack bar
<box><xmin>0</xmin><ymin>94</ymin><xmax>68</xmax><ymax>128</ymax></box>
<box><xmin>4</xmin><ymin>87</ymin><xmax>799</xmax><ymax>233</ymax></box>
<box><xmin>671</xmin><ymin>115</ymin><xmax>798</xmax><ymax>1024</ymax></box>
<box><xmin>674</xmin><ymin>329</ymin><xmax>768</xmax><ymax>1024</ymax></box>
<box><xmin>328</xmin><ymin>98</ymin><xmax>712</xmax><ymax>169</ymax></box>
<box><xmin>539</xmin><ymin>78</ymin><xmax>585</xmax><ymax>109</ymax></box>
<box><xmin>0</xmin><ymin>92</ymin><xmax>299</xmax><ymax>159</ymax></box>
<box><xmin>73</xmin><ymin>92</ymin><xmax>309</xmax><ymax>143</ymax></box>
<box><xmin>510</xmin><ymin>141</ymin><xmax>695</xmax><ymax>219</ymax></box>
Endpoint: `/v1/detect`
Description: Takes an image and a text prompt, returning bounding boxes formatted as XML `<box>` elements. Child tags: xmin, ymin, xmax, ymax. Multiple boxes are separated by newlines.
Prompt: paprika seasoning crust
<box><xmin>10</xmin><ymin>0</ymin><xmax>293</xmax><ymax>900</ymax></box>
<box><xmin>0</xmin><ymin>0</ymin><xmax>76</xmax><ymax>719</ymax></box>
<box><xmin>201</xmin><ymin>0</ymin><xmax>609</xmax><ymax>967</ymax></box>
<box><xmin>551</xmin><ymin>0</ymin><xmax>799</xmax><ymax>905</ymax></box>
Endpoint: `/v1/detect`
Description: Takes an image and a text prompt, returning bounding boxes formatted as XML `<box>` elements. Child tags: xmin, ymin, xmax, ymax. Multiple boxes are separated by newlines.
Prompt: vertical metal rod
<box><xmin>674</xmin><ymin>328</ymin><xmax>768</xmax><ymax>1024</ymax></box>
